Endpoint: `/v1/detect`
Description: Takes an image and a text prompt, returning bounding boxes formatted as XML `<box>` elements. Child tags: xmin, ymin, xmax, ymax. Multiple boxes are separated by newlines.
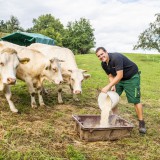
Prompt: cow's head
<box><xmin>63</xmin><ymin>69</ymin><xmax>90</xmax><ymax>94</ymax></box>
<box><xmin>0</xmin><ymin>48</ymin><xmax>30</xmax><ymax>87</ymax></box>
<box><xmin>42</xmin><ymin>58</ymin><xmax>64</xmax><ymax>85</ymax></box>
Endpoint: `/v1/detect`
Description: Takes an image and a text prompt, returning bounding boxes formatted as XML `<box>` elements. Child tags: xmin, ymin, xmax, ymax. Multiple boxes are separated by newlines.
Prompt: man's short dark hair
<box><xmin>96</xmin><ymin>47</ymin><xmax>106</xmax><ymax>53</ymax></box>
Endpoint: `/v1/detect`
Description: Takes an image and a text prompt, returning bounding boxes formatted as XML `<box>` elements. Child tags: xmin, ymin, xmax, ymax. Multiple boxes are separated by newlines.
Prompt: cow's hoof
<box><xmin>58</xmin><ymin>101</ymin><xmax>64</xmax><ymax>104</ymax></box>
<box><xmin>12</xmin><ymin>110</ymin><xmax>21</xmax><ymax>114</ymax></box>
<box><xmin>43</xmin><ymin>91</ymin><xmax>48</xmax><ymax>95</ymax></box>
<box><xmin>11</xmin><ymin>108</ymin><xmax>19</xmax><ymax>113</ymax></box>
<box><xmin>45</xmin><ymin>106</ymin><xmax>51</xmax><ymax>110</ymax></box>
<box><xmin>40</xmin><ymin>104</ymin><xmax>46</xmax><ymax>108</ymax></box>
<box><xmin>74</xmin><ymin>98</ymin><xmax>80</xmax><ymax>102</ymax></box>
<box><xmin>32</xmin><ymin>105</ymin><xmax>38</xmax><ymax>109</ymax></box>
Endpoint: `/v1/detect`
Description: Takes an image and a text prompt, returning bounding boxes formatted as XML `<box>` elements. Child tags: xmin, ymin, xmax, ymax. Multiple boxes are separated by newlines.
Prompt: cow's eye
<box><xmin>15</xmin><ymin>64</ymin><xmax>18</xmax><ymax>69</ymax></box>
<box><xmin>53</xmin><ymin>68</ymin><xmax>57</xmax><ymax>72</ymax></box>
<box><xmin>45</xmin><ymin>66</ymin><xmax>49</xmax><ymax>70</ymax></box>
<box><xmin>0</xmin><ymin>62</ymin><xmax>4</xmax><ymax>66</ymax></box>
<box><xmin>46</xmin><ymin>65</ymin><xmax>51</xmax><ymax>70</ymax></box>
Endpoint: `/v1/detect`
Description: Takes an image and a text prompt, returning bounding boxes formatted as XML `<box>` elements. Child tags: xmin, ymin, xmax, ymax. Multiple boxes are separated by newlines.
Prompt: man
<box><xmin>96</xmin><ymin>47</ymin><xmax>146</xmax><ymax>134</ymax></box>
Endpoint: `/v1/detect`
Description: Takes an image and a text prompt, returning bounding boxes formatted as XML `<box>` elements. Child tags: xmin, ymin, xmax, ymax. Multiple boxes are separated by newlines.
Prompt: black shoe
<box><xmin>139</xmin><ymin>120</ymin><xmax>146</xmax><ymax>134</ymax></box>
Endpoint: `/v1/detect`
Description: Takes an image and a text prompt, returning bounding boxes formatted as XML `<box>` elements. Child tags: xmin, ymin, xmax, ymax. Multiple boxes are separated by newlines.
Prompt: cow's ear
<box><xmin>83</xmin><ymin>73</ymin><xmax>91</xmax><ymax>79</ymax></box>
<box><xmin>19</xmin><ymin>58</ymin><xmax>30</xmax><ymax>64</ymax></box>
<box><xmin>80</xmin><ymin>69</ymin><xmax>87</xmax><ymax>73</ymax></box>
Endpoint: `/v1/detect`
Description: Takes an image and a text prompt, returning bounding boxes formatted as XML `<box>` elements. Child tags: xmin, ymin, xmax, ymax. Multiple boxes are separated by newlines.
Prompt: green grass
<box><xmin>0</xmin><ymin>53</ymin><xmax>160</xmax><ymax>160</ymax></box>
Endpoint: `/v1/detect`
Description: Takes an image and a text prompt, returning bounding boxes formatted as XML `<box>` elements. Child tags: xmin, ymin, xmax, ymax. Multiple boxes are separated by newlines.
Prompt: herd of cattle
<box><xmin>0</xmin><ymin>41</ymin><xmax>91</xmax><ymax>113</ymax></box>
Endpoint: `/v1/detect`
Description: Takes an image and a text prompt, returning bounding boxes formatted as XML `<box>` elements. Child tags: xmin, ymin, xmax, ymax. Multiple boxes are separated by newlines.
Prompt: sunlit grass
<box><xmin>0</xmin><ymin>53</ymin><xmax>160</xmax><ymax>160</ymax></box>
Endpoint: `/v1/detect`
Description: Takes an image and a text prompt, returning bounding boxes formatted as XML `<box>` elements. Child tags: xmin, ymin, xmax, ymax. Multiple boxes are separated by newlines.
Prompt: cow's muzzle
<box><xmin>7</xmin><ymin>78</ymin><xmax>16</xmax><ymax>85</ymax></box>
<box><xmin>54</xmin><ymin>79</ymin><xmax>63</xmax><ymax>85</ymax></box>
<box><xmin>74</xmin><ymin>90</ymin><xmax>81</xmax><ymax>94</ymax></box>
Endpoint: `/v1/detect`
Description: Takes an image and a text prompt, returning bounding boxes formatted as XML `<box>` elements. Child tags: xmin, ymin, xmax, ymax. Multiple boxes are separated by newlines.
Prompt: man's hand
<box><xmin>101</xmin><ymin>85</ymin><xmax>111</xmax><ymax>93</ymax></box>
<box><xmin>111</xmin><ymin>85</ymin><xmax>116</xmax><ymax>91</ymax></box>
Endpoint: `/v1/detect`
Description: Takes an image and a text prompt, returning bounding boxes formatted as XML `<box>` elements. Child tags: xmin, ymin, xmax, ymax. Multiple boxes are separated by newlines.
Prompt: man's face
<box><xmin>96</xmin><ymin>49</ymin><xmax>108</xmax><ymax>62</ymax></box>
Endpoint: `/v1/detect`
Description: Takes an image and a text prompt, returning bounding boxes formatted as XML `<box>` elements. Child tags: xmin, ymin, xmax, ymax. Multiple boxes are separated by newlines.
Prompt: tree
<box><xmin>27</xmin><ymin>14</ymin><xmax>64</xmax><ymax>46</ymax></box>
<box><xmin>0</xmin><ymin>20</ymin><xmax>7</xmax><ymax>32</ymax></box>
<box><xmin>6</xmin><ymin>15</ymin><xmax>24</xmax><ymax>32</ymax></box>
<box><xmin>62</xmin><ymin>18</ymin><xmax>95</xmax><ymax>54</ymax></box>
<box><xmin>133</xmin><ymin>14</ymin><xmax>160</xmax><ymax>53</ymax></box>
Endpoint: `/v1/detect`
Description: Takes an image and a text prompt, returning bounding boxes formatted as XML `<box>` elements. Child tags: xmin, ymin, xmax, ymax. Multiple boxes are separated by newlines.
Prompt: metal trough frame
<box><xmin>72</xmin><ymin>115</ymin><xmax>134</xmax><ymax>141</ymax></box>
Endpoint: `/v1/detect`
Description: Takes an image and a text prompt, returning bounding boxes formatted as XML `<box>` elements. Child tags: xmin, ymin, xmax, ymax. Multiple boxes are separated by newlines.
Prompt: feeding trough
<box><xmin>73</xmin><ymin>114</ymin><xmax>134</xmax><ymax>141</ymax></box>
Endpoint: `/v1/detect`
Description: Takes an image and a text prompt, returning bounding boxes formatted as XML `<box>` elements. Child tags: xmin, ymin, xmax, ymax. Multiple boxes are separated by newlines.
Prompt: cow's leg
<box><xmin>36</xmin><ymin>80</ymin><xmax>46</xmax><ymax>107</ymax></box>
<box><xmin>42</xmin><ymin>85</ymin><xmax>48</xmax><ymax>95</ymax></box>
<box><xmin>57</xmin><ymin>85</ymin><xmax>63</xmax><ymax>104</ymax></box>
<box><xmin>37</xmin><ymin>86</ymin><xmax>46</xmax><ymax>107</ymax></box>
<box><xmin>25</xmin><ymin>79</ymin><xmax>37</xmax><ymax>108</ymax></box>
<box><xmin>3</xmin><ymin>85</ymin><xmax>18</xmax><ymax>113</ymax></box>
<box><xmin>30</xmin><ymin>92</ymin><xmax>37</xmax><ymax>108</ymax></box>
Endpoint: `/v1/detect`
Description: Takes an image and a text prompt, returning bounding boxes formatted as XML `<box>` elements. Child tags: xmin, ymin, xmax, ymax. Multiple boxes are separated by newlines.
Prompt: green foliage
<box><xmin>62</xmin><ymin>18</ymin><xmax>95</xmax><ymax>54</ymax></box>
<box><xmin>0</xmin><ymin>15</ymin><xmax>96</xmax><ymax>53</ymax></box>
<box><xmin>6</xmin><ymin>15</ymin><xmax>23</xmax><ymax>32</ymax></box>
<box><xmin>134</xmin><ymin>13</ymin><xmax>160</xmax><ymax>53</ymax></box>
<box><xmin>0</xmin><ymin>15</ymin><xmax>24</xmax><ymax>33</ymax></box>
<box><xmin>27</xmin><ymin>14</ymin><xmax>65</xmax><ymax>46</ymax></box>
<box><xmin>0</xmin><ymin>20</ymin><xmax>7</xmax><ymax>32</ymax></box>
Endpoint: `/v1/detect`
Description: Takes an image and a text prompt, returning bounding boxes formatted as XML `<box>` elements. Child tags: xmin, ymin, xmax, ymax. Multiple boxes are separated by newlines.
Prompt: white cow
<box><xmin>28</xmin><ymin>43</ymin><xmax>90</xmax><ymax>103</ymax></box>
<box><xmin>0</xmin><ymin>41</ymin><xmax>63</xmax><ymax>108</ymax></box>
<box><xmin>0</xmin><ymin>45</ymin><xmax>30</xmax><ymax>113</ymax></box>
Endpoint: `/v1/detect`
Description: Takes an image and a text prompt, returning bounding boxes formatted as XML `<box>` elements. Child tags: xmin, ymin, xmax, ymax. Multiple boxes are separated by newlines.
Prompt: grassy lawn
<box><xmin>0</xmin><ymin>53</ymin><xmax>160</xmax><ymax>160</ymax></box>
